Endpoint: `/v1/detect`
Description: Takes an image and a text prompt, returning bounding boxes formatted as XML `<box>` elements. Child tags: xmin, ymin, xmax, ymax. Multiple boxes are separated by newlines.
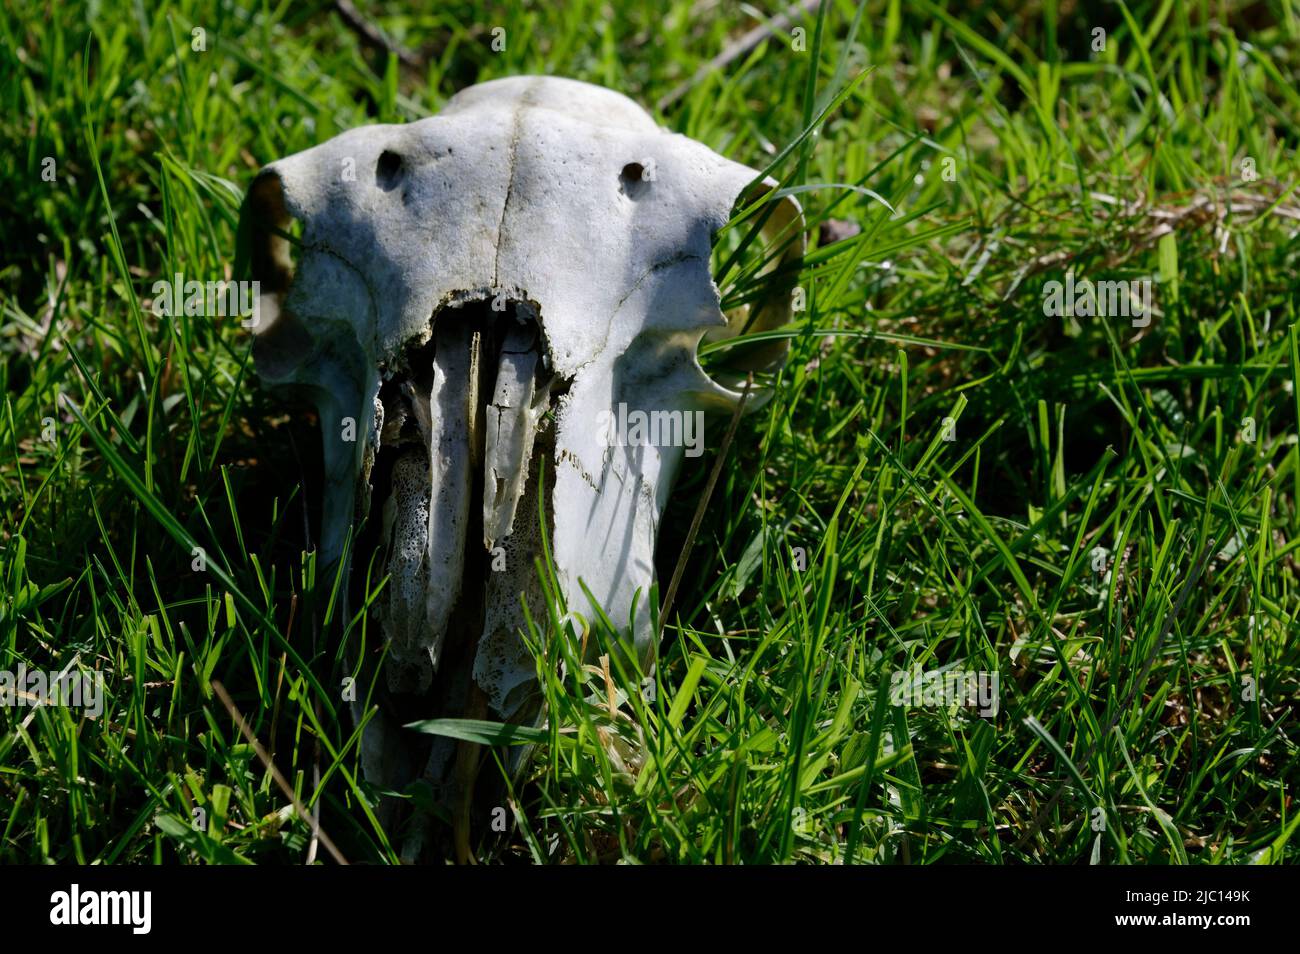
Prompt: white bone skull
<box><xmin>242</xmin><ymin>76</ymin><xmax>802</xmax><ymax>814</ymax></box>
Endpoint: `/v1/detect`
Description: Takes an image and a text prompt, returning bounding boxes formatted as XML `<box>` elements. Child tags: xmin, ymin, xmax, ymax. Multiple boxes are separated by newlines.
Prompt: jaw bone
<box><xmin>239</xmin><ymin>76</ymin><xmax>803</xmax><ymax>855</ymax></box>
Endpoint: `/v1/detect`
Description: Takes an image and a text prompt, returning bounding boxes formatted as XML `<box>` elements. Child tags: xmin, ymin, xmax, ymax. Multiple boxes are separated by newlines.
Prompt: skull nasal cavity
<box><xmin>376</xmin><ymin>150</ymin><xmax>403</xmax><ymax>191</ymax></box>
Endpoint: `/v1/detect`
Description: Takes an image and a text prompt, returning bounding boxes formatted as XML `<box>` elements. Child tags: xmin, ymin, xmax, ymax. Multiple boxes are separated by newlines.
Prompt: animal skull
<box><xmin>240</xmin><ymin>76</ymin><xmax>802</xmax><ymax>843</ymax></box>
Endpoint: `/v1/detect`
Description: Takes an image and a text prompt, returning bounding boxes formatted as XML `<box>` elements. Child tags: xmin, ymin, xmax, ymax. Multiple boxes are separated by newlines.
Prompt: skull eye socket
<box><xmin>376</xmin><ymin>150</ymin><xmax>404</xmax><ymax>191</ymax></box>
<box><xmin>701</xmin><ymin>182</ymin><xmax>806</xmax><ymax>385</ymax></box>
<box><xmin>619</xmin><ymin>162</ymin><xmax>651</xmax><ymax>199</ymax></box>
<box><xmin>237</xmin><ymin>168</ymin><xmax>308</xmax><ymax>378</ymax></box>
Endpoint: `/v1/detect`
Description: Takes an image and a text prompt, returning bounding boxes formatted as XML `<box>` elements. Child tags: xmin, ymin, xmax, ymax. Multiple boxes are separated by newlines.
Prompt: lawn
<box><xmin>1</xmin><ymin>0</ymin><xmax>1297</xmax><ymax>864</ymax></box>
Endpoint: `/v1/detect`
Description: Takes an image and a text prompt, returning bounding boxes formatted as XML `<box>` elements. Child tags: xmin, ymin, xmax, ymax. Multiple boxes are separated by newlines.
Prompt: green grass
<box><xmin>2</xmin><ymin>0</ymin><xmax>1298</xmax><ymax>864</ymax></box>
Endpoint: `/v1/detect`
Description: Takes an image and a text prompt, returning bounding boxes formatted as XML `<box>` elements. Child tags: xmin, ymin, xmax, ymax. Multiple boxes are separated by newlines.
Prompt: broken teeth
<box><xmin>378</xmin><ymin>313</ymin><xmax>551</xmax><ymax>686</ymax></box>
<box><xmin>483</xmin><ymin>321</ymin><xmax>552</xmax><ymax>552</ymax></box>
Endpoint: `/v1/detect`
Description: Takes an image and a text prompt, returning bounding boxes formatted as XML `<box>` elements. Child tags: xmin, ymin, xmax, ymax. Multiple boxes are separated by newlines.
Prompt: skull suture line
<box><xmin>240</xmin><ymin>76</ymin><xmax>803</xmax><ymax>853</ymax></box>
